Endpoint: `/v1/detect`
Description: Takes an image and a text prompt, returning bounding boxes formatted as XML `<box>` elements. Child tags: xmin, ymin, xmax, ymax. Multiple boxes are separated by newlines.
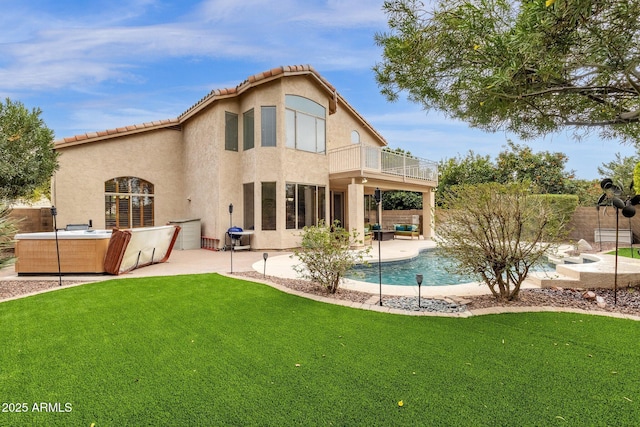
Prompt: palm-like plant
<box><xmin>0</xmin><ymin>205</ymin><xmax>19</xmax><ymax>269</ymax></box>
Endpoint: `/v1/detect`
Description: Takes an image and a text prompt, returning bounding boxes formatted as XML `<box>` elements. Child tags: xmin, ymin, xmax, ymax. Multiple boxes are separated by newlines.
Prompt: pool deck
<box><xmin>251</xmin><ymin>239</ymin><xmax>508</xmax><ymax>297</ymax></box>
<box><xmin>3</xmin><ymin>238</ymin><xmax>640</xmax><ymax>320</ymax></box>
<box><xmin>4</xmin><ymin>238</ymin><xmax>640</xmax><ymax>297</ymax></box>
<box><xmin>1</xmin><ymin>238</ymin><xmax>504</xmax><ymax>296</ymax></box>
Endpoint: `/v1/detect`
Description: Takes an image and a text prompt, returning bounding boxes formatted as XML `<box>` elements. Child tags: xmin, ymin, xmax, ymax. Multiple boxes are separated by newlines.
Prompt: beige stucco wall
<box><xmin>53</xmin><ymin>72</ymin><xmax>405</xmax><ymax>250</ymax></box>
<box><xmin>178</xmin><ymin>76</ymin><xmax>336</xmax><ymax>249</ymax></box>
<box><xmin>327</xmin><ymin>100</ymin><xmax>386</xmax><ymax>151</ymax></box>
<box><xmin>53</xmin><ymin>129</ymin><xmax>185</xmax><ymax>230</ymax></box>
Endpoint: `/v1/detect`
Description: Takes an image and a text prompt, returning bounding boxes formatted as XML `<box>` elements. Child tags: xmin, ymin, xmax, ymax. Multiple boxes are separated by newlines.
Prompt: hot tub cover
<box><xmin>103</xmin><ymin>225</ymin><xmax>180</xmax><ymax>275</ymax></box>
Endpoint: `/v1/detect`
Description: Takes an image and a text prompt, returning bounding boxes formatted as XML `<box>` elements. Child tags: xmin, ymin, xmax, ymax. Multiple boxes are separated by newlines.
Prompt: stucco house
<box><xmin>52</xmin><ymin>65</ymin><xmax>438</xmax><ymax>250</ymax></box>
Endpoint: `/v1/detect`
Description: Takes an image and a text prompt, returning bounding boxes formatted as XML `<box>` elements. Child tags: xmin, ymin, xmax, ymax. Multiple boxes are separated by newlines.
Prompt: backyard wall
<box><xmin>380</xmin><ymin>209</ymin><xmax>423</xmax><ymax>233</ymax></box>
<box><xmin>10</xmin><ymin>206</ymin><xmax>640</xmax><ymax>246</ymax></box>
<box><xmin>434</xmin><ymin>206</ymin><xmax>640</xmax><ymax>244</ymax></box>
<box><xmin>9</xmin><ymin>208</ymin><xmax>53</xmax><ymax>233</ymax></box>
<box><xmin>566</xmin><ymin>206</ymin><xmax>640</xmax><ymax>243</ymax></box>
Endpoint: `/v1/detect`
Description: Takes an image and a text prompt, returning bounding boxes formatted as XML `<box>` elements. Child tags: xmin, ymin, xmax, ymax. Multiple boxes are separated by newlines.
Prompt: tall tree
<box><xmin>437</xmin><ymin>151</ymin><xmax>496</xmax><ymax>205</ymax></box>
<box><xmin>375</xmin><ymin>0</ymin><xmax>640</xmax><ymax>142</ymax></box>
<box><xmin>597</xmin><ymin>150</ymin><xmax>639</xmax><ymax>196</ymax></box>
<box><xmin>0</xmin><ymin>98</ymin><xmax>58</xmax><ymax>202</ymax></box>
<box><xmin>495</xmin><ymin>141</ymin><xmax>574</xmax><ymax>193</ymax></box>
<box><xmin>381</xmin><ymin>190</ymin><xmax>422</xmax><ymax>210</ymax></box>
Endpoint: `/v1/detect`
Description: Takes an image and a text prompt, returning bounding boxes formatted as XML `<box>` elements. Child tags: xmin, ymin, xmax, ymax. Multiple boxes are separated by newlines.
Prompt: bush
<box><xmin>436</xmin><ymin>183</ymin><xmax>568</xmax><ymax>301</ymax></box>
<box><xmin>0</xmin><ymin>205</ymin><xmax>19</xmax><ymax>269</ymax></box>
<box><xmin>291</xmin><ymin>220</ymin><xmax>370</xmax><ymax>294</ymax></box>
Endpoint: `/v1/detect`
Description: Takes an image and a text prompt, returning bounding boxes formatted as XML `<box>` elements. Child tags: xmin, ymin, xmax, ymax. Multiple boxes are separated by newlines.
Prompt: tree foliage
<box><xmin>495</xmin><ymin>141</ymin><xmax>574</xmax><ymax>193</ymax></box>
<box><xmin>0</xmin><ymin>98</ymin><xmax>58</xmax><ymax>202</ymax></box>
<box><xmin>375</xmin><ymin>0</ymin><xmax>640</xmax><ymax>142</ymax></box>
<box><xmin>597</xmin><ymin>150</ymin><xmax>638</xmax><ymax>197</ymax></box>
<box><xmin>291</xmin><ymin>220</ymin><xmax>370</xmax><ymax>294</ymax></box>
<box><xmin>437</xmin><ymin>150</ymin><xmax>496</xmax><ymax>204</ymax></box>
<box><xmin>436</xmin><ymin>183</ymin><xmax>571</xmax><ymax>301</ymax></box>
<box><xmin>437</xmin><ymin>142</ymin><xmax>576</xmax><ymax>204</ymax></box>
<box><xmin>381</xmin><ymin>190</ymin><xmax>422</xmax><ymax>210</ymax></box>
<box><xmin>568</xmin><ymin>178</ymin><xmax>602</xmax><ymax>206</ymax></box>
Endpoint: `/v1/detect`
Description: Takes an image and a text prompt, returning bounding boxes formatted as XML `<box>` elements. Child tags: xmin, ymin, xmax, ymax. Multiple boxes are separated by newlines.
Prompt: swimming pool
<box><xmin>346</xmin><ymin>249</ymin><xmax>555</xmax><ymax>286</ymax></box>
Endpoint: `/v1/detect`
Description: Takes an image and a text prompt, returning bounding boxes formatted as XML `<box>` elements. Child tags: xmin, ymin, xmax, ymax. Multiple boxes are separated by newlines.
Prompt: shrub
<box><xmin>0</xmin><ymin>205</ymin><xmax>19</xmax><ymax>269</ymax></box>
<box><xmin>436</xmin><ymin>183</ymin><xmax>569</xmax><ymax>301</ymax></box>
<box><xmin>291</xmin><ymin>220</ymin><xmax>370</xmax><ymax>294</ymax></box>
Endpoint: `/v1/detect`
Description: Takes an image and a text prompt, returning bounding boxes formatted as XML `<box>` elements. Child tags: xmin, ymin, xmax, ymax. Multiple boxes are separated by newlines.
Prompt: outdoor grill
<box><xmin>227</xmin><ymin>226</ymin><xmax>243</xmax><ymax>247</ymax></box>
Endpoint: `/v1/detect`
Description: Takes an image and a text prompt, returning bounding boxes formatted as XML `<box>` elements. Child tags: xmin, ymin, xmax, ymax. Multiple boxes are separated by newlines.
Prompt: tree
<box><xmin>381</xmin><ymin>191</ymin><xmax>422</xmax><ymax>210</ymax></box>
<box><xmin>495</xmin><ymin>141</ymin><xmax>574</xmax><ymax>194</ymax></box>
<box><xmin>569</xmin><ymin>178</ymin><xmax>602</xmax><ymax>206</ymax></box>
<box><xmin>437</xmin><ymin>151</ymin><xmax>496</xmax><ymax>205</ymax></box>
<box><xmin>0</xmin><ymin>98</ymin><xmax>58</xmax><ymax>202</ymax></box>
<box><xmin>374</xmin><ymin>0</ymin><xmax>640</xmax><ymax>143</ymax></box>
<box><xmin>291</xmin><ymin>220</ymin><xmax>370</xmax><ymax>294</ymax></box>
<box><xmin>597</xmin><ymin>150</ymin><xmax>639</xmax><ymax>197</ymax></box>
<box><xmin>436</xmin><ymin>182</ymin><xmax>571</xmax><ymax>301</ymax></box>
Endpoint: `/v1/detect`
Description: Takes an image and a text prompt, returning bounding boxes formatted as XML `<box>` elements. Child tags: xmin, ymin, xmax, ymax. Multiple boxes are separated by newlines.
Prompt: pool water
<box><xmin>346</xmin><ymin>249</ymin><xmax>555</xmax><ymax>286</ymax></box>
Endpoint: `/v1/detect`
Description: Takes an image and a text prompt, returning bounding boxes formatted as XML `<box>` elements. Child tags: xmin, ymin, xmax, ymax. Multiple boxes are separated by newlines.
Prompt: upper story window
<box><xmin>351</xmin><ymin>130</ymin><xmax>360</xmax><ymax>144</ymax></box>
<box><xmin>261</xmin><ymin>106</ymin><xmax>277</xmax><ymax>147</ymax></box>
<box><xmin>105</xmin><ymin>177</ymin><xmax>154</xmax><ymax>229</ymax></box>
<box><xmin>285</xmin><ymin>95</ymin><xmax>326</xmax><ymax>153</ymax></box>
<box><xmin>243</xmin><ymin>108</ymin><xmax>254</xmax><ymax>150</ymax></box>
<box><xmin>225</xmin><ymin>111</ymin><xmax>238</xmax><ymax>151</ymax></box>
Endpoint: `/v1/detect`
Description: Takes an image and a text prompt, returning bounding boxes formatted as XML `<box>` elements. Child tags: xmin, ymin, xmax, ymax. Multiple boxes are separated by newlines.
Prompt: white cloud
<box><xmin>0</xmin><ymin>0</ymin><xmax>386</xmax><ymax>93</ymax></box>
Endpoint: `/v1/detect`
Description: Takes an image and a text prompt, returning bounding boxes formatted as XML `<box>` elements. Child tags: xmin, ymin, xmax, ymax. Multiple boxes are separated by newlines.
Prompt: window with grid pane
<box><xmin>105</xmin><ymin>177</ymin><xmax>154</xmax><ymax>229</ymax></box>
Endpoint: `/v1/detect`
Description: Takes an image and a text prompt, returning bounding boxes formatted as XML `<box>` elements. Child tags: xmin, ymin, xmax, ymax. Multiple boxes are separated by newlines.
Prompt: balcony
<box><xmin>328</xmin><ymin>144</ymin><xmax>438</xmax><ymax>184</ymax></box>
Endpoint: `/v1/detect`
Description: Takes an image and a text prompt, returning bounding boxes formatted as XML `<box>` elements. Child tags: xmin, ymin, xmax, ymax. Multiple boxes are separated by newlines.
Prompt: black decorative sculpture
<box><xmin>597</xmin><ymin>179</ymin><xmax>638</xmax><ymax>305</ymax></box>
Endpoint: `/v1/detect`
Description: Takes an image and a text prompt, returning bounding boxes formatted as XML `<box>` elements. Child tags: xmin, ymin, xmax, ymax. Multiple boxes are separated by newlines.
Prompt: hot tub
<box><xmin>15</xmin><ymin>230</ymin><xmax>113</xmax><ymax>275</ymax></box>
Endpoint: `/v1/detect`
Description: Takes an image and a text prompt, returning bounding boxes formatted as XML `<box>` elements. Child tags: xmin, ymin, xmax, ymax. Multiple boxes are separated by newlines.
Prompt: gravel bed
<box><xmin>382</xmin><ymin>296</ymin><xmax>467</xmax><ymax>313</ymax></box>
<box><xmin>237</xmin><ymin>271</ymin><xmax>640</xmax><ymax>317</ymax></box>
<box><xmin>0</xmin><ymin>280</ymin><xmax>85</xmax><ymax>301</ymax></box>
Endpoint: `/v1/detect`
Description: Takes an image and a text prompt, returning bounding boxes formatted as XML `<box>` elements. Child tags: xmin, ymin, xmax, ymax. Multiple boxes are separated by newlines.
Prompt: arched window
<box><xmin>351</xmin><ymin>130</ymin><xmax>360</xmax><ymax>144</ymax></box>
<box><xmin>105</xmin><ymin>177</ymin><xmax>154</xmax><ymax>229</ymax></box>
<box><xmin>285</xmin><ymin>95</ymin><xmax>326</xmax><ymax>153</ymax></box>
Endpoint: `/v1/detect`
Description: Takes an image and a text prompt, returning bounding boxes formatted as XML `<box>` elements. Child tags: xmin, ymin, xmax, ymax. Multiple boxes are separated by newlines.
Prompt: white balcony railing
<box><xmin>328</xmin><ymin>145</ymin><xmax>438</xmax><ymax>183</ymax></box>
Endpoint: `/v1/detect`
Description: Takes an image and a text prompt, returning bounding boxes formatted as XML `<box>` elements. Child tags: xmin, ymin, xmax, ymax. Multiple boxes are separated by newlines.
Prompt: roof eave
<box><xmin>54</xmin><ymin>119</ymin><xmax>181</xmax><ymax>149</ymax></box>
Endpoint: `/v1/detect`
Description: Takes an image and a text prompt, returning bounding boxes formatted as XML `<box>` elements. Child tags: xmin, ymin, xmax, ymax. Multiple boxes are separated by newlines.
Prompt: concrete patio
<box><xmin>3</xmin><ymin>238</ymin><xmax>640</xmax><ymax>299</ymax></box>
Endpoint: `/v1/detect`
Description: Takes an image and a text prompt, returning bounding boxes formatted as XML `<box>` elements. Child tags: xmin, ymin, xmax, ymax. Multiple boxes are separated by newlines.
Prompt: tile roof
<box><xmin>54</xmin><ymin>64</ymin><xmax>385</xmax><ymax>148</ymax></box>
<box><xmin>178</xmin><ymin>65</ymin><xmax>337</xmax><ymax>121</ymax></box>
<box><xmin>55</xmin><ymin>118</ymin><xmax>181</xmax><ymax>148</ymax></box>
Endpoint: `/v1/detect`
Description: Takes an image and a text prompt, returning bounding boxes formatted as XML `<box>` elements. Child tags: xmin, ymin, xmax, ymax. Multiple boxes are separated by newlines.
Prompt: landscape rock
<box><xmin>577</xmin><ymin>239</ymin><xmax>593</xmax><ymax>252</ymax></box>
<box><xmin>596</xmin><ymin>296</ymin><xmax>606</xmax><ymax>308</ymax></box>
<box><xmin>583</xmin><ymin>291</ymin><xmax>597</xmax><ymax>300</ymax></box>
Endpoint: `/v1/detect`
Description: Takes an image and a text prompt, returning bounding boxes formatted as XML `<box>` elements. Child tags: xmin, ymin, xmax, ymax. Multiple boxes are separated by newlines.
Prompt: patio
<box><xmin>4</xmin><ymin>239</ymin><xmax>640</xmax><ymax>301</ymax></box>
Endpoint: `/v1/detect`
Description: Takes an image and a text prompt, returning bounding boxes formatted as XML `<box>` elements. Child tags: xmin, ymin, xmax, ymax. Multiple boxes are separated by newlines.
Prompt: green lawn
<box><xmin>1</xmin><ymin>274</ymin><xmax>639</xmax><ymax>426</ymax></box>
<box><xmin>607</xmin><ymin>247</ymin><xmax>640</xmax><ymax>259</ymax></box>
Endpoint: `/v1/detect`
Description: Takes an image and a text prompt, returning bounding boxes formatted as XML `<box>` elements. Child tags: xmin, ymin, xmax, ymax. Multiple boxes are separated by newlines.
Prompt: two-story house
<box><xmin>52</xmin><ymin>65</ymin><xmax>437</xmax><ymax>250</ymax></box>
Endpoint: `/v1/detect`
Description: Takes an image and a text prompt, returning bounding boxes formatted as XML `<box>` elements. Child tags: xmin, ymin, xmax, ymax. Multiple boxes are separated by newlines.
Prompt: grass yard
<box><xmin>607</xmin><ymin>247</ymin><xmax>640</xmax><ymax>259</ymax></box>
<box><xmin>0</xmin><ymin>273</ymin><xmax>639</xmax><ymax>426</ymax></box>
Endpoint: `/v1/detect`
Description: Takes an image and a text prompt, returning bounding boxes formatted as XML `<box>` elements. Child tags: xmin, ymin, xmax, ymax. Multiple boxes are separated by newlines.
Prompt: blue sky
<box><xmin>2</xmin><ymin>0</ymin><xmax>636</xmax><ymax>179</ymax></box>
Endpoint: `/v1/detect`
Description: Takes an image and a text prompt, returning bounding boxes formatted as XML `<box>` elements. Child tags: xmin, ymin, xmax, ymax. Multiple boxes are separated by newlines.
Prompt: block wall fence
<box><xmin>8</xmin><ymin>206</ymin><xmax>640</xmax><ymax>245</ymax></box>
<box><xmin>434</xmin><ymin>207</ymin><xmax>640</xmax><ymax>244</ymax></box>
